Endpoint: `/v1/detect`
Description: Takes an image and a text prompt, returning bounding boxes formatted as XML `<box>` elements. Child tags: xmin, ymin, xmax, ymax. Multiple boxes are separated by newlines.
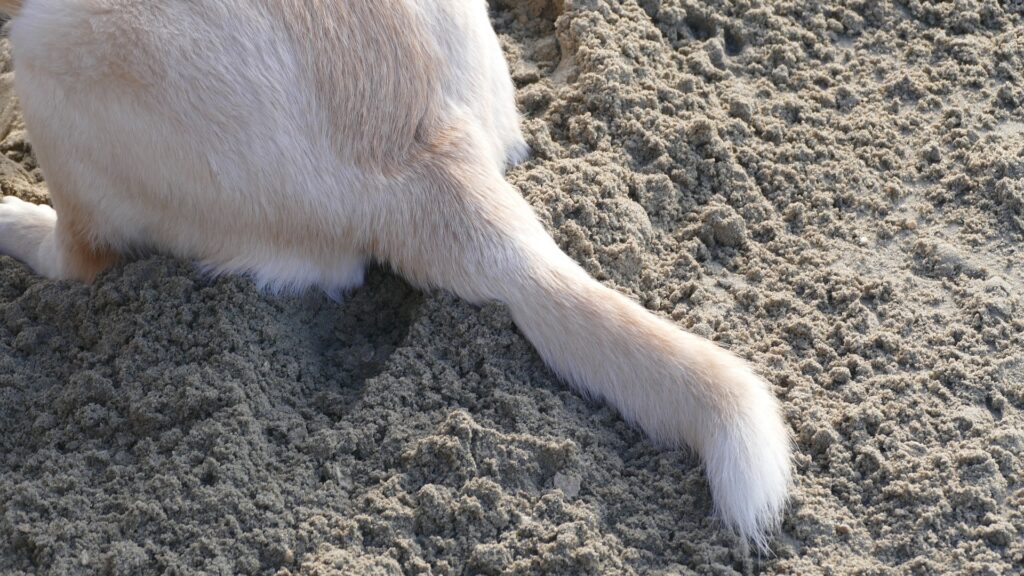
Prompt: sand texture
<box><xmin>1</xmin><ymin>1</ymin><xmax>1022</xmax><ymax>574</ymax></box>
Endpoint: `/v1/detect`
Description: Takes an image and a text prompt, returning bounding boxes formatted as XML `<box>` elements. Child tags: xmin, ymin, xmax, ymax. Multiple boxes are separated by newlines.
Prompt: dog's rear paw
<box><xmin>0</xmin><ymin>195</ymin><xmax>56</xmax><ymax>240</ymax></box>
<box><xmin>1</xmin><ymin>195</ymin><xmax>54</xmax><ymax>216</ymax></box>
<box><xmin>0</xmin><ymin>195</ymin><xmax>62</xmax><ymax>276</ymax></box>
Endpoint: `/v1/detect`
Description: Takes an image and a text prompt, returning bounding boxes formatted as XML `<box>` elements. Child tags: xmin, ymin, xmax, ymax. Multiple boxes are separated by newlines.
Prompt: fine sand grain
<box><xmin>1</xmin><ymin>1</ymin><xmax>1022</xmax><ymax>574</ymax></box>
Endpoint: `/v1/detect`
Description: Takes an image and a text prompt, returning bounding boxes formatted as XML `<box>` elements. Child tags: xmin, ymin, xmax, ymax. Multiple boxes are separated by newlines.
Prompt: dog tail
<box><xmin>0</xmin><ymin>1</ymin><xmax>20</xmax><ymax>16</ymax></box>
<box><xmin>382</xmin><ymin>150</ymin><xmax>792</xmax><ymax>551</ymax></box>
<box><xmin>503</xmin><ymin>238</ymin><xmax>791</xmax><ymax>550</ymax></box>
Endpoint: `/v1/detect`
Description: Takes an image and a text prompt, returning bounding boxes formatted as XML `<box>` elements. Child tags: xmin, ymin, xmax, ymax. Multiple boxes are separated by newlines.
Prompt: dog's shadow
<box><xmin>285</xmin><ymin>265</ymin><xmax>424</xmax><ymax>412</ymax></box>
<box><xmin>0</xmin><ymin>257</ymin><xmax>423</xmax><ymax>440</ymax></box>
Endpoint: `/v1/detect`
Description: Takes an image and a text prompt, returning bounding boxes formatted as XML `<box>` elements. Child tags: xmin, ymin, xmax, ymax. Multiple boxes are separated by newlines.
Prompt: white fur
<box><xmin>0</xmin><ymin>0</ymin><xmax>790</xmax><ymax>550</ymax></box>
<box><xmin>0</xmin><ymin>195</ymin><xmax>62</xmax><ymax>277</ymax></box>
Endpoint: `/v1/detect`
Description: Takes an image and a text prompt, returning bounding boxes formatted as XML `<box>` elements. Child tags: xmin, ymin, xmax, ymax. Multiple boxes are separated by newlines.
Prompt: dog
<box><xmin>0</xmin><ymin>0</ymin><xmax>791</xmax><ymax>550</ymax></box>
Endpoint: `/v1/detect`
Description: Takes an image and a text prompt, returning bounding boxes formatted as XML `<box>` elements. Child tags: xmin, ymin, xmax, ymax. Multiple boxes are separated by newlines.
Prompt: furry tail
<box><xmin>506</xmin><ymin>253</ymin><xmax>792</xmax><ymax>550</ymax></box>
<box><xmin>0</xmin><ymin>1</ymin><xmax>20</xmax><ymax>16</ymax></box>
<box><xmin>381</xmin><ymin>145</ymin><xmax>792</xmax><ymax>551</ymax></box>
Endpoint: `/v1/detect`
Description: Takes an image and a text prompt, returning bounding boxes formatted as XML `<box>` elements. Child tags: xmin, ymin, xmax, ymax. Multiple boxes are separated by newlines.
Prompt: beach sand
<box><xmin>1</xmin><ymin>1</ymin><xmax>1021</xmax><ymax>574</ymax></box>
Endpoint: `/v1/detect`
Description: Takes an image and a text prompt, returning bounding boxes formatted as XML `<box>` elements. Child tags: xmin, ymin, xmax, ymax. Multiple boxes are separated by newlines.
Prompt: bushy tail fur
<box><xmin>509</xmin><ymin>262</ymin><xmax>792</xmax><ymax>549</ymax></box>
<box><xmin>381</xmin><ymin>142</ymin><xmax>792</xmax><ymax>550</ymax></box>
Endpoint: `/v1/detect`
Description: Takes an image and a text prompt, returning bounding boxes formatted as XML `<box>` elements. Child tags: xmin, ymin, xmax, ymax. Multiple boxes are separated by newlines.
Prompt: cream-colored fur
<box><xmin>0</xmin><ymin>0</ymin><xmax>791</xmax><ymax>550</ymax></box>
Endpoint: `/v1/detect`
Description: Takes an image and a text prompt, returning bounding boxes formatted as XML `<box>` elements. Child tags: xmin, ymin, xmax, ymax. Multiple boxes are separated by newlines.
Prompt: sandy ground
<box><xmin>1</xmin><ymin>1</ymin><xmax>1022</xmax><ymax>574</ymax></box>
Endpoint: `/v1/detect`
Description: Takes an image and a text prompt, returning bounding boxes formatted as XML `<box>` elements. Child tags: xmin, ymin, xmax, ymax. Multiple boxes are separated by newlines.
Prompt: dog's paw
<box><xmin>0</xmin><ymin>195</ymin><xmax>56</xmax><ymax>224</ymax></box>
<box><xmin>0</xmin><ymin>195</ymin><xmax>59</xmax><ymax>275</ymax></box>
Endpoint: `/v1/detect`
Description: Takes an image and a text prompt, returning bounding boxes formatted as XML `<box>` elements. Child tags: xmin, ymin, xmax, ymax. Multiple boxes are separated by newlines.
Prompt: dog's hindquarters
<box><xmin>0</xmin><ymin>0</ymin><xmax>790</xmax><ymax>547</ymax></box>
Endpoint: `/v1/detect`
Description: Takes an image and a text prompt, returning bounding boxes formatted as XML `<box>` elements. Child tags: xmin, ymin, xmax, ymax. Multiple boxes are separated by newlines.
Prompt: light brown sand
<box><xmin>1</xmin><ymin>1</ymin><xmax>1022</xmax><ymax>574</ymax></box>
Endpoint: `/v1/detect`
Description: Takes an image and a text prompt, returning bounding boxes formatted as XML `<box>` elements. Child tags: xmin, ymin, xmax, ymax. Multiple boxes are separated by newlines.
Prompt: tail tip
<box><xmin>705</xmin><ymin>368</ymin><xmax>793</xmax><ymax>554</ymax></box>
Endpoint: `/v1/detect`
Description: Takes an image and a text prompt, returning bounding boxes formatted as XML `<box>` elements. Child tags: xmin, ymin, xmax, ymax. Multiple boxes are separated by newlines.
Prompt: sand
<box><xmin>0</xmin><ymin>1</ymin><xmax>1022</xmax><ymax>574</ymax></box>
